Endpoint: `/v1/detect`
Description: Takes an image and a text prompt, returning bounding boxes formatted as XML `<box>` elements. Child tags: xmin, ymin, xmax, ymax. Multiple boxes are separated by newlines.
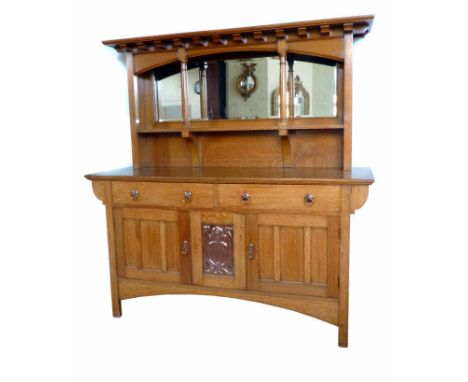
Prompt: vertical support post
<box><xmin>126</xmin><ymin>53</ymin><xmax>140</xmax><ymax>168</ymax></box>
<box><xmin>178</xmin><ymin>47</ymin><xmax>190</xmax><ymax>127</ymax></box>
<box><xmin>152</xmin><ymin>71</ymin><xmax>159</xmax><ymax>123</ymax></box>
<box><xmin>200</xmin><ymin>62</ymin><xmax>208</xmax><ymax>120</ymax></box>
<box><xmin>343</xmin><ymin>26</ymin><xmax>353</xmax><ymax>170</ymax></box>
<box><xmin>278</xmin><ymin>39</ymin><xmax>288</xmax><ymax>125</ymax></box>
<box><xmin>287</xmin><ymin>58</ymin><xmax>295</xmax><ymax>118</ymax></box>
<box><xmin>338</xmin><ymin>186</ymin><xmax>351</xmax><ymax>347</ymax></box>
<box><xmin>104</xmin><ymin>181</ymin><xmax>122</xmax><ymax>317</ymax></box>
<box><xmin>137</xmin><ymin>73</ymin><xmax>156</xmax><ymax>131</ymax></box>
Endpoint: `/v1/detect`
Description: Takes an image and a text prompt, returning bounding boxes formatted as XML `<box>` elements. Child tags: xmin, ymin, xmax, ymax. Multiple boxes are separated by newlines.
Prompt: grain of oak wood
<box><xmin>86</xmin><ymin>15</ymin><xmax>374</xmax><ymax>348</ymax></box>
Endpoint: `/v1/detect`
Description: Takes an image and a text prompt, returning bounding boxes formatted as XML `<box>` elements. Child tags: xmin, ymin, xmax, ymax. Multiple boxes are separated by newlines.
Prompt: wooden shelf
<box><xmin>137</xmin><ymin>118</ymin><xmax>344</xmax><ymax>134</ymax></box>
<box><xmin>85</xmin><ymin>166</ymin><xmax>374</xmax><ymax>185</ymax></box>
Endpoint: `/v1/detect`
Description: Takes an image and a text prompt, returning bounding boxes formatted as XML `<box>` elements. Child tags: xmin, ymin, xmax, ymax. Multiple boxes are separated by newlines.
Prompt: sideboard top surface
<box><xmin>85</xmin><ymin>166</ymin><xmax>374</xmax><ymax>185</ymax></box>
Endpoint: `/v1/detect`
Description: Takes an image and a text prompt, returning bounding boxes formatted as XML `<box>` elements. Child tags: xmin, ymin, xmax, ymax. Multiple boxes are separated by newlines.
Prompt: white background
<box><xmin>0</xmin><ymin>0</ymin><xmax>467</xmax><ymax>381</ymax></box>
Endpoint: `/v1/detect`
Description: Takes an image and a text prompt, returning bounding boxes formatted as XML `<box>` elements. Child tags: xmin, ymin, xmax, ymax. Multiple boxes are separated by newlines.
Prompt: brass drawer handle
<box><xmin>241</xmin><ymin>192</ymin><xmax>250</xmax><ymax>204</ymax></box>
<box><xmin>130</xmin><ymin>189</ymin><xmax>139</xmax><ymax>200</ymax></box>
<box><xmin>304</xmin><ymin>193</ymin><xmax>314</xmax><ymax>207</ymax></box>
<box><xmin>183</xmin><ymin>191</ymin><xmax>192</xmax><ymax>203</ymax></box>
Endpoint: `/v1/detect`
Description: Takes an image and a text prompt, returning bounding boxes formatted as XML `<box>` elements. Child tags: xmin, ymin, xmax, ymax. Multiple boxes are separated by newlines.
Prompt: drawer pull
<box><xmin>130</xmin><ymin>189</ymin><xmax>139</xmax><ymax>200</ymax></box>
<box><xmin>181</xmin><ymin>240</ymin><xmax>190</xmax><ymax>255</ymax></box>
<box><xmin>304</xmin><ymin>193</ymin><xmax>314</xmax><ymax>207</ymax></box>
<box><xmin>182</xmin><ymin>191</ymin><xmax>192</xmax><ymax>203</ymax></box>
<box><xmin>247</xmin><ymin>242</ymin><xmax>255</xmax><ymax>259</ymax></box>
<box><xmin>241</xmin><ymin>192</ymin><xmax>250</xmax><ymax>204</ymax></box>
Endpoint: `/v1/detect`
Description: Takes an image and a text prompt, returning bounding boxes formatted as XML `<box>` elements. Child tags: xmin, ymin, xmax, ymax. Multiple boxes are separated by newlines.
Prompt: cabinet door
<box><xmin>114</xmin><ymin>208</ymin><xmax>191</xmax><ymax>284</ymax></box>
<box><xmin>191</xmin><ymin>212</ymin><xmax>246</xmax><ymax>289</ymax></box>
<box><xmin>246</xmin><ymin>214</ymin><xmax>339</xmax><ymax>298</ymax></box>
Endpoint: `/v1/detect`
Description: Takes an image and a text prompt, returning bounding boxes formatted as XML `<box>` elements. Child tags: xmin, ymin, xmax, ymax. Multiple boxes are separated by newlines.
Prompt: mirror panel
<box><xmin>285</xmin><ymin>58</ymin><xmax>337</xmax><ymax>118</ymax></box>
<box><xmin>152</xmin><ymin>54</ymin><xmax>338</xmax><ymax>124</ymax></box>
<box><xmin>189</xmin><ymin>55</ymin><xmax>280</xmax><ymax>120</ymax></box>
<box><xmin>187</xmin><ymin>67</ymin><xmax>201</xmax><ymax>119</ymax></box>
<box><xmin>154</xmin><ymin>64</ymin><xmax>182</xmax><ymax>122</ymax></box>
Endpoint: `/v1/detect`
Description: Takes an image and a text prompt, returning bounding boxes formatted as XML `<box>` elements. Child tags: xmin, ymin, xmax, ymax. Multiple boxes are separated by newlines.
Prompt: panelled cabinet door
<box><xmin>245</xmin><ymin>214</ymin><xmax>339</xmax><ymax>298</ymax></box>
<box><xmin>191</xmin><ymin>212</ymin><xmax>246</xmax><ymax>289</ymax></box>
<box><xmin>114</xmin><ymin>208</ymin><xmax>192</xmax><ymax>284</ymax></box>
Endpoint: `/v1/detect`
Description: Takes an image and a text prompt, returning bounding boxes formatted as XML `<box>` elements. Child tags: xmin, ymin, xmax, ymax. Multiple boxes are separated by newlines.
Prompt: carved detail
<box><xmin>297</xmin><ymin>27</ymin><xmax>310</xmax><ymax>38</ymax></box>
<box><xmin>275</xmin><ymin>29</ymin><xmax>287</xmax><ymax>39</ymax></box>
<box><xmin>253</xmin><ymin>31</ymin><xmax>266</xmax><ymax>42</ymax></box>
<box><xmin>212</xmin><ymin>35</ymin><xmax>227</xmax><ymax>45</ymax></box>
<box><xmin>320</xmin><ymin>24</ymin><xmax>331</xmax><ymax>36</ymax></box>
<box><xmin>192</xmin><ymin>36</ymin><xmax>208</xmax><ymax>46</ymax></box>
<box><xmin>232</xmin><ymin>33</ymin><xmax>247</xmax><ymax>43</ymax></box>
<box><xmin>343</xmin><ymin>23</ymin><xmax>354</xmax><ymax>33</ymax></box>
<box><xmin>202</xmin><ymin>224</ymin><xmax>234</xmax><ymax>276</ymax></box>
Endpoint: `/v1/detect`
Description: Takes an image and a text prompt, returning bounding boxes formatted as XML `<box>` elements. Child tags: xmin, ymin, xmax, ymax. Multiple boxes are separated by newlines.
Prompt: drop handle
<box><xmin>241</xmin><ymin>192</ymin><xmax>250</xmax><ymax>204</ymax></box>
<box><xmin>247</xmin><ymin>242</ymin><xmax>255</xmax><ymax>259</ymax></box>
<box><xmin>130</xmin><ymin>189</ymin><xmax>139</xmax><ymax>200</ymax></box>
<box><xmin>181</xmin><ymin>240</ymin><xmax>190</xmax><ymax>255</ymax></box>
<box><xmin>183</xmin><ymin>191</ymin><xmax>192</xmax><ymax>203</ymax></box>
<box><xmin>304</xmin><ymin>193</ymin><xmax>314</xmax><ymax>207</ymax></box>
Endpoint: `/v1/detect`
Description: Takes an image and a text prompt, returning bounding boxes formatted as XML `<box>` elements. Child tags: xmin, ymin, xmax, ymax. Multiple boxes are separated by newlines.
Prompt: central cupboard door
<box><xmin>245</xmin><ymin>214</ymin><xmax>339</xmax><ymax>298</ymax></box>
<box><xmin>191</xmin><ymin>212</ymin><xmax>246</xmax><ymax>289</ymax></box>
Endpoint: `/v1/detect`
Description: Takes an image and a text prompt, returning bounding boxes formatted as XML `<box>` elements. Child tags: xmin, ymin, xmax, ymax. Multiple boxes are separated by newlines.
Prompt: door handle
<box><xmin>181</xmin><ymin>240</ymin><xmax>190</xmax><ymax>255</ymax></box>
<box><xmin>247</xmin><ymin>242</ymin><xmax>255</xmax><ymax>259</ymax></box>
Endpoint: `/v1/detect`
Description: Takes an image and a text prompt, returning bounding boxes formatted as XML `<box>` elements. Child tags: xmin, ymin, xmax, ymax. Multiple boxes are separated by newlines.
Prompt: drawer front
<box><xmin>112</xmin><ymin>182</ymin><xmax>215</xmax><ymax>208</ymax></box>
<box><xmin>217</xmin><ymin>184</ymin><xmax>340</xmax><ymax>212</ymax></box>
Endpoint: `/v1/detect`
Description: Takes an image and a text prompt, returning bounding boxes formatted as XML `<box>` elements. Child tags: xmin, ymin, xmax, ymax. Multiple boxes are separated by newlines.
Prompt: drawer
<box><xmin>112</xmin><ymin>182</ymin><xmax>215</xmax><ymax>208</ymax></box>
<box><xmin>217</xmin><ymin>184</ymin><xmax>340</xmax><ymax>212</ymax></box>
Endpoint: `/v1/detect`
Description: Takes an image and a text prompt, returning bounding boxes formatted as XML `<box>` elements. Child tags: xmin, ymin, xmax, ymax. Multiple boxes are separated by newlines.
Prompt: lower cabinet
<box><xmin>114</xmin><ymin>207</ymin><xmax>339</xmax><ymax>299</ymax></box>
<box><xmin>245</xmin><ymin>213</ymin><xmax>339</xmax><ymax>298</ymax></box>
<box><xmin>113</xmin><ymin>207</ymin><xmax>191</xmax><ymax>284</ymax></box>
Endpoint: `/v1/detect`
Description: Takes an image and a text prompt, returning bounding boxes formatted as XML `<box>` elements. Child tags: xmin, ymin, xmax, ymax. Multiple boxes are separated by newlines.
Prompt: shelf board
<box><xmin>138</xmin><ymin>123</ymin><xmax>344</xmax><ymax>134</ymax></box>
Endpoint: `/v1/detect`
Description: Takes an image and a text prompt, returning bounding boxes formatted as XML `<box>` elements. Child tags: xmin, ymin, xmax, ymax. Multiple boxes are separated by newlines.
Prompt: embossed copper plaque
<box><xmin>202</xmin><ymin>224</ymin><xmax>234</xmax><ymax>276</ymax></box>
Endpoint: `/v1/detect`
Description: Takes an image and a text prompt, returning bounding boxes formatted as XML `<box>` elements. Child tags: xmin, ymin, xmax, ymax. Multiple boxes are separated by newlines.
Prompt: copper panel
<box><xmin>202</xmin><ymin>224</ymin><xmax>234</xmax><ymax>276</ymax></box>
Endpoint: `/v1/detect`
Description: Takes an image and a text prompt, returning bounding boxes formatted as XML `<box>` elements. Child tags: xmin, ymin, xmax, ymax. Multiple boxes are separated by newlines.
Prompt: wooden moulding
<box><xmin>103</xmin><ymin>15</ymin><xmax>374</xmax><ymax>54</ymax></box>
<box><xmin>118</xmin><ymin>277</ymin><xmax>339</xmax><ymax>325</ymax></box>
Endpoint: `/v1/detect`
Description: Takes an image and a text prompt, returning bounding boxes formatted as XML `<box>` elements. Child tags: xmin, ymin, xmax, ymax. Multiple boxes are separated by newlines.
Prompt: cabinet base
<box><xmin>115</xmin><ymin>277</ymin><xmax>341</xmax><ymax>328</ymax></box>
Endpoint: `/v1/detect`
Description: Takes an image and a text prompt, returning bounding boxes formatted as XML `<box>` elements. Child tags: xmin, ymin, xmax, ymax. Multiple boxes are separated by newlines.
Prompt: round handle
<box><xmin>183</xmin><ymin>191</ymin><xmax>192</xmax><ymax>203</ymax></box>
<box><xmin>304</xmin><ymin>193</ymin><xmax>314</xmax><ymax>207</ymax></box>
<box><xmin>130</xmin><ymin>189</ymin><xmax>139</xmax><ymax>200</ymax></box>
<box><xmin>241</xmin><ymin>192</ymin><xmax>250</xmax><ymax>204</ymax></box>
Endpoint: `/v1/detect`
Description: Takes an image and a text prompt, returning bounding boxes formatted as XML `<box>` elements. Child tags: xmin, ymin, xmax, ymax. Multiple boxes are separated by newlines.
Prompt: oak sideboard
<box><xmin>86</xmin><ymin>15</ymin><xmax>374</xmax><ymax>347</ymax></box>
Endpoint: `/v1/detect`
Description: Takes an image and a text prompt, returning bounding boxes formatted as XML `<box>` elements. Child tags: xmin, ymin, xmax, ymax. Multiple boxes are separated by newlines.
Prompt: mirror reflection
<box><xmin>154</xmin><ymin>64</ymin><xmax>182</xmax><ymax>121</ymax></box>
<box><xmin>153</xmin><ymin>54</ymin><xmax>337</xmax><ymax>123</ymax></box>
<box><xmin>189</xmin><ymin>55</ymin><xmax>279</xmax><ymax>120</ymax></box>
<box><xmin>278</xmin><ymin>58</ymin><xmax>337</xmax><ymax>118</ymax></box>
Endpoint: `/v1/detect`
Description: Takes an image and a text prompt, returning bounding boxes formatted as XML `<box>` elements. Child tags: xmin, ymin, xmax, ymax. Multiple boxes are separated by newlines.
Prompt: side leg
<box><xmin>105</xmin><ymin>182</ymin><xmax>122</xmax><ymax>318</ymax></box>
<box><xmin>338</xmin><ymin>214</ymin><xmax>350</xmax><ymax>347</ymax></box>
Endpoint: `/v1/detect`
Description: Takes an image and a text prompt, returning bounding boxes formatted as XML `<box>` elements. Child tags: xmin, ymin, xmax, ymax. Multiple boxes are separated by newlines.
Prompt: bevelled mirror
<box><xmin>188</xmin><ymin>53</ymin><xmax>280</xmax><ymax>120</ymax></box>
<box><xmin>272</xmin><ymin>55</ymin><xmax>337</xmax><ymax>118</ymax></box>
<box><xmin>153</xmin><ymin>63</ymin><xmax>183</xmax><ymax>122</ymax></box>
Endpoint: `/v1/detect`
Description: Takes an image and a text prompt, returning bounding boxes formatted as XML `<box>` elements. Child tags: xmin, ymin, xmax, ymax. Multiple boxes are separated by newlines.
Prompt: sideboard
<box><xmin>85</xmin><ymin>15</ymin><xmax>374</xmax><ymax>347</ymax></box>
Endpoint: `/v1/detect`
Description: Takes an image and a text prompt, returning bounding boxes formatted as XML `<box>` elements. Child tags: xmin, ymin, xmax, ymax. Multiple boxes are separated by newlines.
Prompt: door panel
<box><xmin>247</xmin><ymin>213</ymin><xmax>339</xmax><ymax>298</ymax></box>
<box><xmin>191</xmin><ymin>211</ymin><xmax>246</xmax><ymax>289</ymax></box>
<box><xmin>114</xmin><ymin>207</ymin><xmax>190</xmax><ymax>284</ymax></box>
